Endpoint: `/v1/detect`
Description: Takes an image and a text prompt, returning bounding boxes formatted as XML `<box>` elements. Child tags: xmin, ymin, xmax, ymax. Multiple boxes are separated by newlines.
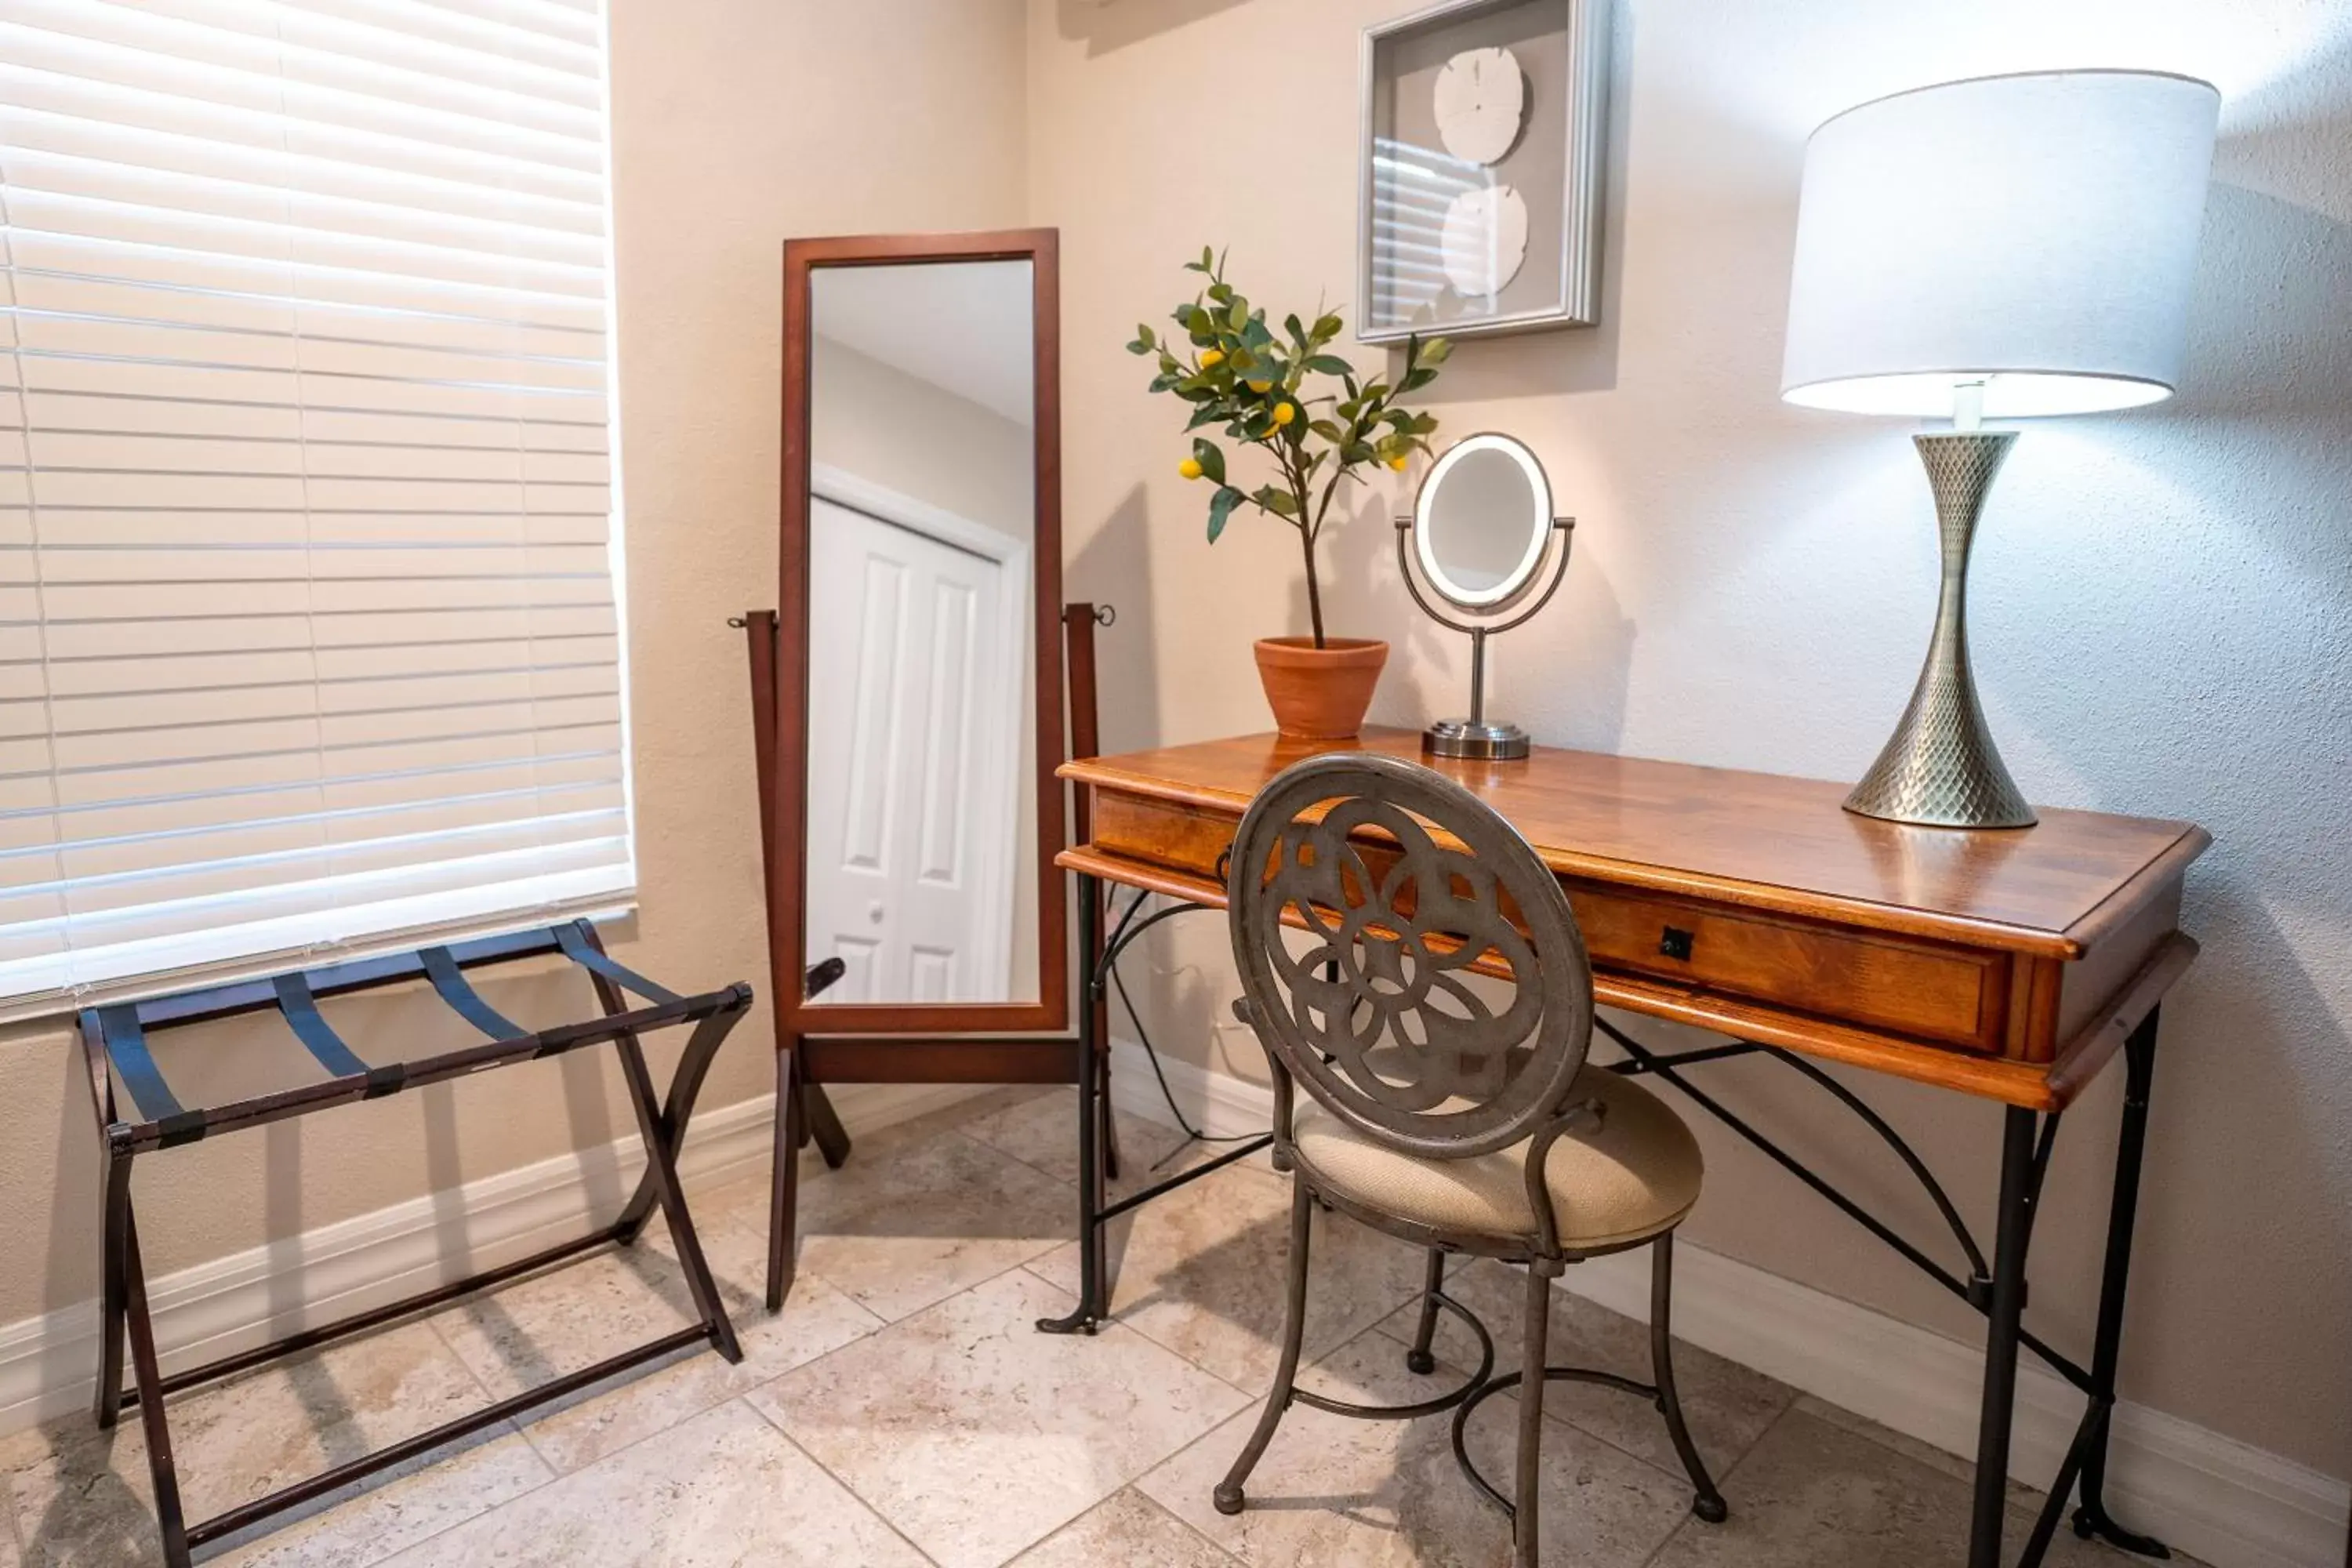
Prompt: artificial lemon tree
<box><xmin>1131</xmin><ymin>249</ymin><xmax>1450</xmax><ymax>649</ymax></box>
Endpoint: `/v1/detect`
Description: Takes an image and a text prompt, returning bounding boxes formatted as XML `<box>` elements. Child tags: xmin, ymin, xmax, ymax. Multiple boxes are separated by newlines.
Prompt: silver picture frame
<box><xmin>1357</xmin><ymin>0</ymin><xmax>1611</xmax><ymax>344</ymax></box>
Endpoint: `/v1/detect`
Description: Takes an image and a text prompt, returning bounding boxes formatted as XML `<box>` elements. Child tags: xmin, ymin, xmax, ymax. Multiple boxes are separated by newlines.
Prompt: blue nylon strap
<box><xmin>421</xmin><ymin>946</ymin><xmax>521</xmax><ymax>1041</ymax></box>
<box><xmin>555</xmin><ymin>921</ymin><xmax>679</xmax><ymax>1006</ymax></box>
<box><xmin>273</xmin><ymin>972</ymin><xmax>373</xmax><ymax>1080</ymax></box>
<box><xmin>96</xmin><ymin>1004</ymin><xmax>183</xmax><ymax>1123</ymax></box>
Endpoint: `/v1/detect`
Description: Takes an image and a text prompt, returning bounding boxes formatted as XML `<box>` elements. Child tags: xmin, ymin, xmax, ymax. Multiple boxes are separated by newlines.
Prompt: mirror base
<box><xmin>1423</xmin><ymin>719</ymin><xmax>1531</xmax><ymax>761</ymax></box>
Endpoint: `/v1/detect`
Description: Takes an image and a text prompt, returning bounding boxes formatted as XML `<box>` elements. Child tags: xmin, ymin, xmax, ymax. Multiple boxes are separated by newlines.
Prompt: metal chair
<box><xmin>1212</xmin><ymin>752</ymin><xmax>1727</xmax><ymax>1564</ymax></box>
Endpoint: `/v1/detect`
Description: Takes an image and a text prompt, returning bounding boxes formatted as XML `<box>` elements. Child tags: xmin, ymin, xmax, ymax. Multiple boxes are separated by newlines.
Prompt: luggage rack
<box><xmin>75</xmin><ymin>919</ymin><xmax>753</xmax><ymax>1567</ymax></box>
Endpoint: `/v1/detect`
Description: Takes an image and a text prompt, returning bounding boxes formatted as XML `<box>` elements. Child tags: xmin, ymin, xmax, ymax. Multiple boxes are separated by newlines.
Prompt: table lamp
<box><xmin>1780</xmin><ymin>70</ymin><xmax>2220</xmax><ymax>828</ymax></box>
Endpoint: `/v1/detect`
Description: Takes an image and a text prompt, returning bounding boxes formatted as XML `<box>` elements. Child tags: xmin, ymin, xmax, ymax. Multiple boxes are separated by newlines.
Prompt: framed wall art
<box><xmin>1358</xmin><ymin>0</ymin><xmax>1612</xmax><ymax>343</ymax></box>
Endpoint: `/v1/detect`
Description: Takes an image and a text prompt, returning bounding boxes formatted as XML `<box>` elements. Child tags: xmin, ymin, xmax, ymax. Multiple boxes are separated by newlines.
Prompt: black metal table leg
<box><xmin>1039</xmin><ymin>870</ymin><xmax>1107</xmax><ymax>1334</ymax></box>
<box><xmin>2070</xmin><ymin>1007</ymin><xmax>2170</xmax><ymax>1557</ymax></box>
<box><xmin>1970</xmin><ymin>1106</ymin><xmax>2045</xmax><ymax>1568</ymax></box>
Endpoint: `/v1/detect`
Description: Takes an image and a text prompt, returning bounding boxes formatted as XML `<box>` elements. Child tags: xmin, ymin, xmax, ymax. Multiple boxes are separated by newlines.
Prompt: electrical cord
<box><xmin>1102</xmin><ymin>892</ymin><xmax>1268</xmax><ymax>1169</ymax></box>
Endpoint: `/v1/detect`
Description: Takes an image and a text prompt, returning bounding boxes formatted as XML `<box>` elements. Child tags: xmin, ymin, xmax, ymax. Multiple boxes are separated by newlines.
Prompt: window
<box><xmin>0</xmin><ymin>0</ymin><xmax>631</xmax><ymax>1014</ymax></box>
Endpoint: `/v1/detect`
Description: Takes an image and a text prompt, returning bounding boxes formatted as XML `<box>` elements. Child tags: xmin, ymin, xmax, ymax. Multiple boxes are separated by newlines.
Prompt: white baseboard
<box><xmin>0</xmin><ymin>1080</ymin><xmax>984</xmax><ymax>1443</ymax></box>
<box><xmin>1103</xmin><ymin>1037</ymin><xmax>2351</xmax><ymax>1568</ymax></box>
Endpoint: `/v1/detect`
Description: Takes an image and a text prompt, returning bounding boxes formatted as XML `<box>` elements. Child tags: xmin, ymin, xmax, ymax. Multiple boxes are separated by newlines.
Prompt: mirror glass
<box><xmin>803</xmin><ymin>260</ymin><xmax>1039</xmax><ymax>1004</ymax></box>
<box><xmin>1415</xmin><ymin>434</ymin><xmax>1552</xmax><ymax>608</ymax></box>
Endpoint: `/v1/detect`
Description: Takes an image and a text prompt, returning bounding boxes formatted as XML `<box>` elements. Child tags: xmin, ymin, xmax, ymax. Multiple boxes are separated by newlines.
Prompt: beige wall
<box><xmin>1029</xmin><ymin>0</ymin><xmax>2352</xmax><ymax>1480</ymax></box>
<box><xmin>0</xmin><ymin>0</ymin><xmax>1031</xmax><ymax>1343</ymax></box>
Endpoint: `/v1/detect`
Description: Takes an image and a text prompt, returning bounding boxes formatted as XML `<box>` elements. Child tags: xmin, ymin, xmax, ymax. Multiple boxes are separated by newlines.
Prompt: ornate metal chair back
<box><xmin>1226</xmin><ymin>751</ymin><xmax>1595</xmax><ymax>1163</ymax></box>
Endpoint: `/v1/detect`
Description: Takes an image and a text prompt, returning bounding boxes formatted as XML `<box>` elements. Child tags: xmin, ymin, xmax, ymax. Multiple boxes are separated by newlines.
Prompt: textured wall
<box><xmin>0</xmin><ymin>0</ymin><xmax>1032</xmax><ymax>1332</ymax></box>
<box><xmin>1027</xmin><ymin>0</ymin><xmax>2352</xmax><ymax>1477</ymax></box>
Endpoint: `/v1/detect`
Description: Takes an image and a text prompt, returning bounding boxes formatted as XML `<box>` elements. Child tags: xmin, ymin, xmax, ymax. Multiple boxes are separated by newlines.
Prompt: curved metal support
<box><xmin>1293</xmin><ymin>1290</ymin><xmax>1494</xmax><ymax>1421</ymax></box>
<box><xmin>1097</xmin><ymin>898</ymin><xmax>1210</xmax><ymax>985</ymax></box>
<box><xmin>1597</xmin><ymin>1015</ymin><xmax>2093</xmax><ymax>1395</ymax></box>
<box><xmin>1450</xmin><ymin>1365</ymin><xmax>1660</xmax><ymax>1516</ymax></box>
<box><xmin>1393</xmin><ymin>516</ymin><xmax>1576</xmax><ymax>640</ymax></box>
<box><xmin>1761</xmin><ymin>1044</ymin><xmax>1989</xmax><ymax>1282</ymax></box>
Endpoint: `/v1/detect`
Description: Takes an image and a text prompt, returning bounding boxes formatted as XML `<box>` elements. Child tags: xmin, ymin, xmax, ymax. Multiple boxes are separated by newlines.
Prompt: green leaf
<box><xmin>1421</xmin><ymin>336</ymin><xmax>1454</xmax><ymax>365</ymax></box>
<box><xmin>1313</xmin><ymin>313</ymin><xmax>1344</xmax><ymax>343</ymax></box>
<box><xmin>1147</xmin><ymin>372</ymin><xmax>1179</xmax><ymax>393</ymax></box>
<box><xmin>1207</xmin><ymin>484</ymin><xmax>1243</xmax><ymax>543</ymax></box>
<box><xmin>1191</xmin><ymin>437</ymin><xmax>1226</xmax><ymax>486</ymax></box>
<box><xmin>1305</xmin><ymin>354</ymin><xmax>1352</xmax><ymax>376</ymax></box>
<box><xmin>1401</xmin><ymin>367</ymin><xmax>1437</xmax><ymax>392</ymax></box>
<box><xmin>1253</xmin><ymin>485</ymin><xmax>1300</xmax><ymax>517</ymax></box>
<box><xmin>1228</xmin><ymin>297</ymin><xmax>1250</xmax><ymax>332</ymax></box>
<box><xmin>1186</xmin><ymin>403</ymin><xmax>1225</xmax><ymax>430</ymax></box>
<box><xmin>1309</xmin><ymin>419</ymin><xmax>1345</xmax><ymax>442</ymax></box>
<box><xmin>1207</xmin><ymin>281</ymin><xmax>1233</xmax><ymax>303</ymax></box>
<box><xmin>1228</xmin><ymin>346</ymin><xmax>1257</xmax><ymax>372</ymax></box>
<box><xmin>1242</xmin><ymin>317</ymin><xmax>1275</xmax><ymax>350</ymax></box>
<box><xmin>1186</xmin><ymin>305</ymin><xmax>1214</xmax><ymax>337</ymax></box>
<box><xmin>1284</xmin><ymin>313</ymin><xmax>1308</xmax><ymax>348</ymax></box>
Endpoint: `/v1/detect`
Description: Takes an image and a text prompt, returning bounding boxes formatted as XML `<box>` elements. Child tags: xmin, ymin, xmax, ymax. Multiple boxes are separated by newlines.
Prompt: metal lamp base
<box><xmin>1844</xmin><ymin>431</ymin><xmax>2037</xmax><ymax>829</ymax></box>
<box><xmin>1423</xmin><ymin>719</ymin><xmax>1530</xmax><ymax>761</ymax></box>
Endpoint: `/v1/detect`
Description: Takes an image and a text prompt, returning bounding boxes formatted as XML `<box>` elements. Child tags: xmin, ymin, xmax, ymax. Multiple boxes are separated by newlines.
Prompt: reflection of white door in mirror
<box><xmin>805</xmin><ymin>485</ymin><xmax>1024</xmax><ymax>1004</ymax></box>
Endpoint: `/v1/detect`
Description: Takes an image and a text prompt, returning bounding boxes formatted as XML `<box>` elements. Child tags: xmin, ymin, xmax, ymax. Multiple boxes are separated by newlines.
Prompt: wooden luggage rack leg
<box><xmin>79</xmin><ymin>922</ymin><xmax>751</xmax><ymax>1567</ymax></box>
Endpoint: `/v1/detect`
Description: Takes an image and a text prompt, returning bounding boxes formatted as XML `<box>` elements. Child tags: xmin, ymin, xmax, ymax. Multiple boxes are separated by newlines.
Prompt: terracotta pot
<box><xmin>1253</xmin><ymin>637</ymin><xmax>1389</xmax><ymax>742</ymax></box>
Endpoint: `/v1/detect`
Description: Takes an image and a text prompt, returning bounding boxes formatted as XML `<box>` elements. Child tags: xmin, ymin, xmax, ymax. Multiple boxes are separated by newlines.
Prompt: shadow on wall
<box><xmin>1069</xmin><ymin>483</ymin><xmax>1163</xmax><ymax>757</ymax></box>
<box><xmin>1056</xmin><ymin>0</ymin><xmax>1254</xmax><ymax>56</ymax></box>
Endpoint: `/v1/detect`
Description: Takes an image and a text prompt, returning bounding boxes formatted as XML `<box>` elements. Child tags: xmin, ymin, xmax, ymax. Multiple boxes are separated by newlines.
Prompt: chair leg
<box><xmin>1651</xmin><ymin>1234</ymin><xmax>1729</xmax><ymax>1523</ymax></box>
<box><xmin>1512</xmin><ymin>1261</ymin><xmax>1553</xmax><ymax>1567</ymax></box>
<box><xmin>1214</xmin><ymin>1180</ymin><xmax>1314</xmax><ymax>1515</ymax></box>
<box><xmin>1406</xmin><ymin>1247</ymin><xmax>1446</xmax><ymax>1375</ymax></box>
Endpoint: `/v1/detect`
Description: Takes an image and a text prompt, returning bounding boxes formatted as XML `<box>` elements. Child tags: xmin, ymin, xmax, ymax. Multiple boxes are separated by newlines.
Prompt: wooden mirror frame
<box><xmin>771</xmin><ymin>229</ymin><xmax>1067</xmax><ymax>1037</ymax></box>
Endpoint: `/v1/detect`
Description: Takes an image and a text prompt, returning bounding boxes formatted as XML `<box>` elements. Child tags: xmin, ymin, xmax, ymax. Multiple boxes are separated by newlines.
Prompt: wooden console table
<box><xmin>1043</xmin><ymin>727</ymin><xmax>2207</xmax><ymax>1568</ymax></box>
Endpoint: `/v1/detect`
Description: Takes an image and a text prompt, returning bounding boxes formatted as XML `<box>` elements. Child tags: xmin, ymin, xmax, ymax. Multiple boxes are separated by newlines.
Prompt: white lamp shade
<box><xmin>1780</xmin><ymin>71</ymin><xmax>2220</xmax><ymax>419</ymax></box>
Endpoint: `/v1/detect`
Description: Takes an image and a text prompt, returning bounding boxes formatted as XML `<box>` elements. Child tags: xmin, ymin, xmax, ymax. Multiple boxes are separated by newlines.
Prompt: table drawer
<box><xmin>1091</xmin><ymin>788</ymin><xmax>2010</xmax><ymax>1054</ymax></box>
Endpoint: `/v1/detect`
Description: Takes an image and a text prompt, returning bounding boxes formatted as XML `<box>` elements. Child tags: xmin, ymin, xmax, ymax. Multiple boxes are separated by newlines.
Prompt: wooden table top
<box><xmin>1060</xmin><ymin>728</ymin><xmax>2209</xmax><ymax>961</ymax></box>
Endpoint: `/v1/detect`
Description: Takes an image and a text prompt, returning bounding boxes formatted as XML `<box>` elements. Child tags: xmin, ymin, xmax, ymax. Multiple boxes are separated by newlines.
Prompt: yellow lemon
<box><xmin>1178</xmin><ymin>457</ymin><xmax>1203</xmax><ymax>481</ymax></box>
<box><xmin>1272</xmin><ymin>402</ymin><xmax>1297</xmax><ymax>426</ymax></box>
<box><xmin>1386</xmin><ymin>454</ymin><xmax>1409</xmax><ymax>472</ymax></box>
<box><xmin>1199</xmin><ymin>348</ymin><xmax>1225</xmax><ymax>369</ymax></box>
<box><xmin>1247</xmin><ymin>379</ymin><xmax>1272</xmax><ymax>394</ymax></box>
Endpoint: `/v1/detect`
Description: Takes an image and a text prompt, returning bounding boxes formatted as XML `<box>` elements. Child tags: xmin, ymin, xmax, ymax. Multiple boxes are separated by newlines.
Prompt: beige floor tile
<box><xmin>793</xmin><ymin>1123</ymin><xmax>1076</xmax><ymax>1323</ymax></box>
<box><xmin>1373</xmin><ymin>1256</ymin><xmax>1794</xmax><ymax>1477</ymax></box>
<box><xmin>1141</xmin><ymin>1329</ymin><xmax>1696</xmax><ymax>1567</ymax></box>
<box><xmin>5</xmin><ymin>1322</ymin><xmax>506</xmax><ymax>1567</ymax></box>
<box><xmin>748</xmin><ymin>1268</ymin><xmax>1252</xmax><ymax>1568</ymax></box>
<box><xmin>430</xmin><ymin>1220</ymin><xmax>884</xmax><ymax>1474</ymax></box>
<box><xmin>212</xmin><ymin>1431</ymin><xmax>551</xmax><ymax>1568</ymax></box>
<box><xmin>1026</xmin><ymin>1162</ymin><xmax>1429</xmax><ymax>1392</ymax></box>
<box><xmin>1644</xmin><ymin>1404</ymin><xmax>2203</xmax><ymax>1568</ymax></box>
<box><xmin>959</xmin><ymin>1087</ymin><xmax>1229</xmax><ymax>1196</ymax></box>
<box><xmin>1007</xmin><ymin>1488</ymin><xmax>1240</xmax><ymax>1566</ymax></box>
<box><xmin>374</xmin><ymin>1399</ymin><xmax>929</xmax><ymax>1567</ymax></box>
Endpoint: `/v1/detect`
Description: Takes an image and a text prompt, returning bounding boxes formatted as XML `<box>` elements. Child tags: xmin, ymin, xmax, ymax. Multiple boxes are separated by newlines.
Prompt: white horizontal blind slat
<box><xmin>0</xmin><ymin>0</ymin><xmax>630</xmax><ymax>1005</ymax></box>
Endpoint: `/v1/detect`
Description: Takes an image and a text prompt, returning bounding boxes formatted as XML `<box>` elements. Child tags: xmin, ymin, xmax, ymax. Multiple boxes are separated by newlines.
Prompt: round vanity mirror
<box><xmin>1414</xmin><ymin>434</ymin><xmax>1554</xmax><ymax>609</ymax></box>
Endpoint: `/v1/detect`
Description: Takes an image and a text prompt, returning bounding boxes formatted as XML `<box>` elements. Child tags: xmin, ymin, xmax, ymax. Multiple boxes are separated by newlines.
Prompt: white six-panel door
<box><xmin>805</xmin><ymin>495</ymin><xmax>1014</xmax><ymax>1003</ymax></box>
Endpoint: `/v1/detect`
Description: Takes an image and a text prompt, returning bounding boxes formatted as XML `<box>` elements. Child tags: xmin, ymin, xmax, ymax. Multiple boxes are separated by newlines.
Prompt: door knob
<box><xmin>867</xmin><ymin>901</ymin><xmax>885</xmax><ymax>924</ymax></box>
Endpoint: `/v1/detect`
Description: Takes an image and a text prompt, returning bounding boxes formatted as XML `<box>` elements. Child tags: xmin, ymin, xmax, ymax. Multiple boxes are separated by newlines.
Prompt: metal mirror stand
<box><xmin>1395</xmin><ymin>514</ymin><xmax>1574</xmax><ymax>761</ymax></box>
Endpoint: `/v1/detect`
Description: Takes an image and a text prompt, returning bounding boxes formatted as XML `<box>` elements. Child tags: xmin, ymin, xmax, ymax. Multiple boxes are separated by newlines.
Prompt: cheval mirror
<box><xmin>771</xmin><ymin>230</ymin><xmax>1068</xmax><ymax>1039</ymax></box>
<box><xmin>755</xmin><ymin>229</ymin><xmax>1078</xmax><ymax>1305</ymax></box>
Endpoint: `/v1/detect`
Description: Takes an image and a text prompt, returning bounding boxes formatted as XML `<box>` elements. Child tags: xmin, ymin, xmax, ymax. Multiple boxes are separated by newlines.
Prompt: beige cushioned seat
<box><xmin>1290</xmin><ymin>1066</ymin><xmax>1702</xmax><ymax>1250</ymax></box>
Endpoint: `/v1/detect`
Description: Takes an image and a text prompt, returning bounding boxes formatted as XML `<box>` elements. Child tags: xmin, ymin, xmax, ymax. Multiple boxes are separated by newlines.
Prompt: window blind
<box><xmin>0</xmin><ymin>0</ymin><xmax>632</xmax><ymax>1012</ymax></box>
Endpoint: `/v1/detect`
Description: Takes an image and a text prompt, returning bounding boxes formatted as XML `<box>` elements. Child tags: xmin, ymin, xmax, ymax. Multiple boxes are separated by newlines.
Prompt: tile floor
<box><xmin>1</xmin><ymin>1087</ymin><xmax>2205</xmax><ymax>1567</ymax></box>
